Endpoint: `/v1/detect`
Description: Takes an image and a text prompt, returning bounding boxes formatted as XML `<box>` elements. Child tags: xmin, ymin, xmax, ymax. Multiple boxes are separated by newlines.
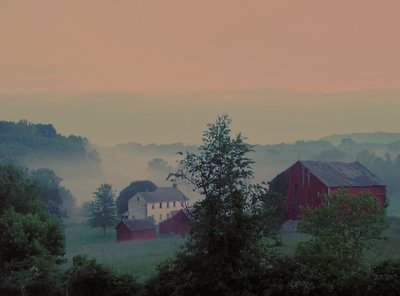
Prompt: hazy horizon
<box><xmin>1</xmin><ymin>89</ymin><xmax>400</xmax><ymax>146</ymax></box>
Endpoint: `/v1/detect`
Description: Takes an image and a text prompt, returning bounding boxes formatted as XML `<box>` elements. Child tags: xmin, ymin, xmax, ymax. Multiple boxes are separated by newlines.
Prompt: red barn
<box><xmin>116</xmin><ymin>219</ymin><xmax>156</xmax><ymax>241</ymax></box>
<box><xmin>159</xmin><ymin>209</ymin><xmax>193</xmax><ymax>236</ymax></box>
<box><xmin>273</xmin><ymin>160</ymin><xmax>386</xmax><ymax>220</ymax></box>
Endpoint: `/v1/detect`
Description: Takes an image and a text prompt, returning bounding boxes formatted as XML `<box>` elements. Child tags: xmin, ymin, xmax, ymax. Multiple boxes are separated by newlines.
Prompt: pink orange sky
<box><xmin>1</xmin><ymin>0</ymin><xmax>400</xmax><ymax>94</ymax></box>
<box><xmin>1</xmin><ymin>1</ymin><xmax>400</xmax><ymax>146</ymax></box>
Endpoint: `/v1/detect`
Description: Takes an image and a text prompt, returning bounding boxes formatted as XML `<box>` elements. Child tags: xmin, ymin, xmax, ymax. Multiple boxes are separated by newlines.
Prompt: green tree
<box><xmin>88</xmin><ymin>183</ymin><xmax>118</xmax><ymax>236</ymax></box>
<box><xmin>0</xmin><ymin>161</ymin><xmax>42</xmax><ymax>215</ymax></box>
<box><xmin>293</xmin><ymin>189</ymin><xmax>387</xmax><ymax>293</ymax></box>
<box><xmin>152</xmin><ymin>114</ymin><xmax>278</xmax><ymax>295</ymax></box>
<box><xmin>148</xmin><ymin>158</ymin><xmax>173</xmax><ymax>173</ymax></box>
<box><xmin>31</xmin><ymin>168</ymin><xmax>77</xmax><ymax>219</ymax></box>
<box><xmin>116</xmin><ymin>180</ymin><xmax>157</xmax><ymax>214</ymax></box>
<box><xmin>0</xmin><ymin>162</ymin><xmax>65</xmax><ymax>295</ymax></box>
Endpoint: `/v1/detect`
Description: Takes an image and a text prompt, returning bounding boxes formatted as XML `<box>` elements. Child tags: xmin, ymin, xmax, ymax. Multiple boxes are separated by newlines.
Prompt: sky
<box><xmin>1</xmin><ymin>0</ymin><xmax>400</xmax><ymax>145</ymax></box>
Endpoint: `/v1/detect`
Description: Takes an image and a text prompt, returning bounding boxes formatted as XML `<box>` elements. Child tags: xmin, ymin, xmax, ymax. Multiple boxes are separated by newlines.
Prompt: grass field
<box><xmin>65</xmin><ymin>222</ymin><xmax>185</xmax><ymax>282</ymax></box>
<box><xmin>65</xmin><ymin>217</ymin><xmax>400</xmax><ymax>282</ymax></box>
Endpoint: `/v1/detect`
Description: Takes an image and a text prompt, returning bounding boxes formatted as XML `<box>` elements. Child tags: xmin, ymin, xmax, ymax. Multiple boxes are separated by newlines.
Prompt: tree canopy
<box><xmin>116</xmin><ymin>180</ymin><xmax>157</xmax><ymax>214</ymax></box>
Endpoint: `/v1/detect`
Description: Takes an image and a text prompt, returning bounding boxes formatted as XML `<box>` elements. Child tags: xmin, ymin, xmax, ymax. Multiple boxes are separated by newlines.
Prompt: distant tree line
<box><xmin>0</xmin><ymin>120</ymin><xmax>100</xmax><ymax>163</ymax></box>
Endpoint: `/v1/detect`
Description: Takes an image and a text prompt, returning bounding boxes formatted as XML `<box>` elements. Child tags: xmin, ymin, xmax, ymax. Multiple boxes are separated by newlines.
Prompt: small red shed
<box><xmin>116</xmin><ymin>219</ymin><xmax>156</xmax><ymax>241</ymax></box>
<box><xmin>159</xmin><ymin>209</ymin><xmax>193</xmax><ymax>236</ymax></box>
<box><xmin>272</xmin><ymin>160</ymin><xmax>386</xmax><ymax>220</ymax></box>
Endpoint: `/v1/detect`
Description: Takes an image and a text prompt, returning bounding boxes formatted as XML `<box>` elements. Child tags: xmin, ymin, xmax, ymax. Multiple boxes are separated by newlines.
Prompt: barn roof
<box><xmin>300</xmin><ymin>160</ymin><xmax>385</xmax><ymax>187</ymax></box>
<box><xmin>120</xmin><ymin>219</ymin><xmax>156</xmax><ymax>232</ymax></box>
<box><xmin>136</xmin><ymin>187</ymin><xmax>189</xmax><ymax>203</ymax></box>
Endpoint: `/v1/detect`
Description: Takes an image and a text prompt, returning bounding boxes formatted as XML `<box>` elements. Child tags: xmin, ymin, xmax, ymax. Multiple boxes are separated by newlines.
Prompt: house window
<box><xmin>167</xmin><ymin>213</ymin><xmax>170</xmax><ymax>219</ymax></box>
<box><xmin>151</xmin><ymin>203</ymin><xmax>154</xmax><ymax>209</ymax></box>
<box><xmin>167</xmin><ymin>202</ymin><xmax>170</xmax><ymax>208</ymax></box>
<box><xmin>173</xmin><ymin>201</ymin><xmax>176</xmax><ymax>207</ymax></box>
<box><xmin>159</xmin><ymin>214</ymin><xmax>163</xmax><ymax>221</ymax></box>
<box><xmin>160</xmin><ymin>202</ymin><xmax>162</xmax><ymax>209</ymax></box>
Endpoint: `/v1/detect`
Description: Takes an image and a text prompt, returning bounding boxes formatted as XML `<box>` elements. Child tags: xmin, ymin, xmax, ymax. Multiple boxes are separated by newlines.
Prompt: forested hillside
<box><xmin>0</xmin><ymin>120</ymin><xmax>100</xmax><ymax>162</ymax></box>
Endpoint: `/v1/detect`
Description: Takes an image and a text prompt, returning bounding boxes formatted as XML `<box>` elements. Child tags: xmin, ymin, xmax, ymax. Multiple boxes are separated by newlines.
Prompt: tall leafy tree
<box><xmin>153</xmin><ymin>115</ymin><xmax>278</xmax><ymax>295</ymax></box>
<box><xmin>89</xmin><ymin>183</ymin><xmax>118</xmax><ymax>236</ymax></box>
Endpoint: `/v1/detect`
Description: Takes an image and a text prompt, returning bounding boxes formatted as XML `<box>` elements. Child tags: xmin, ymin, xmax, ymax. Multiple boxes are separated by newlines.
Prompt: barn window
<box><xmin>160</xmin><ymin>202</ymin><xmax>162</xmax><ymax>209</ymax></box>
<box><xmin>167</xmin><ymin>202</ymin><xmax>170</xmax><ymax>208</ymax></box>
<box><xmin>173</xmin><ymin>201</ymin><xmax>176</xmax><ymax>207</ymax></box>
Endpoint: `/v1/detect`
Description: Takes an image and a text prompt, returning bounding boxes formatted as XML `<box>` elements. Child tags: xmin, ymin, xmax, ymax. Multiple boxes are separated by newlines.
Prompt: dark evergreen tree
<box><xmin>88</xmin><ymin>183</ymin><xmax>118</xmax><ymax>236</ymax></box>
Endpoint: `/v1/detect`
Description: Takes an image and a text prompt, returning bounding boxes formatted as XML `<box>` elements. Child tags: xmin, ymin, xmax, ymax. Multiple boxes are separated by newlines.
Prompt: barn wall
<box><xmin>116</xmin><ymin>224</ymin><xmax>156</xmax><ymax>241</ymax></box>
<box><xmin>285</xmin><ymin>161</ymin><xmax>329</xmax><ymax>220</ymax></box>
<box><xmin>159</xmin><ymin>211</ymin><xmax>191</xmax><ymax>235</ymax></box>
<box><xmin>131</xmin><ymin>229</ymin><xmax>156</xmax><ymax>240</ymax></box>
<box><xmin>330</xmin><ymin>186</ymin><xmax>386</xmax><ymax>206</ymax></box>
<box><xmin>116</xmin><ymin>223</ymin><xmax>132</xmax><ymax>241</ymax></box>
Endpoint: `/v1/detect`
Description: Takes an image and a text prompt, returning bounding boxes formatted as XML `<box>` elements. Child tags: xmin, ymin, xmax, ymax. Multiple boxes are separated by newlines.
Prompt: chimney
<box><xmin>172</xmin><ymin>183</ymin><xmax>177</xmax><ymax>189</ymax></box>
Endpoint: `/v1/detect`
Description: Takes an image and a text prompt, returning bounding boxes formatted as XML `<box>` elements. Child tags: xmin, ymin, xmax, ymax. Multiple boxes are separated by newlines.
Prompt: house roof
<box><xmin>300</xmin><ymin>160</ymin><xmax>385</xmax><ymax>187</ymax></box>
<box><xmin>119</xmin><ymin>219</ymin><xmax>156</xmax><ymax>232</ymax></box>
<box><xmin>136</xmin><ymin>187</ymin><xmax>189</xmax><ymax>203</ymax></box>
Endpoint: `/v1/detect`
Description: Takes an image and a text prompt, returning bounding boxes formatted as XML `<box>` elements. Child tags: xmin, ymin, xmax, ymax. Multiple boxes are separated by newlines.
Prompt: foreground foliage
<box><xmin>66</xmin><ymin>255</ymin><xmax>141</xmax><ymax>296</ymax></box>
<box><xmin>0</xmin><ymin>162</ymin><xmax>64</xmax><ymax>295</ymax></box>
<box><xmin>286</xmin><ymin>190</ymin><xmax>388</xmax><ymax>295</ymax></box>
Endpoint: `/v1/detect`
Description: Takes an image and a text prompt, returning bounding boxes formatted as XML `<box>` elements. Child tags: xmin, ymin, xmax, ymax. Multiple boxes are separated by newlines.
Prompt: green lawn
<box><xmin>64</xmin><ymin>218</ymin><xmax>400</xmax><ymax>282</ymax></box>
<box><xmin>65</xmin><ymin>222</ymin><xmax>185</xmax><ymax>282</ymax></box>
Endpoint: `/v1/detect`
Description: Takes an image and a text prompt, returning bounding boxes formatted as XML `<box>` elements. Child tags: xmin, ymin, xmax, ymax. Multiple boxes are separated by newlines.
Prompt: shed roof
<box><xmin>136</xmin><ymin>187</ymin><xmax>189</xmax><ymax>203</ymax></box>
<box><xmin>119</xmin><ymin>219</ymin><xmax>156</xmax><ymax>232</ymax></box>
<box><xmin>166</xmin><ymin>208</ymin><xmax>195</xmax><ymax>222</ymax></box>
<box><xmin>300</xmin><ymin>160</ymin><xmax>385</xmax><ymax>187</ymax></box>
